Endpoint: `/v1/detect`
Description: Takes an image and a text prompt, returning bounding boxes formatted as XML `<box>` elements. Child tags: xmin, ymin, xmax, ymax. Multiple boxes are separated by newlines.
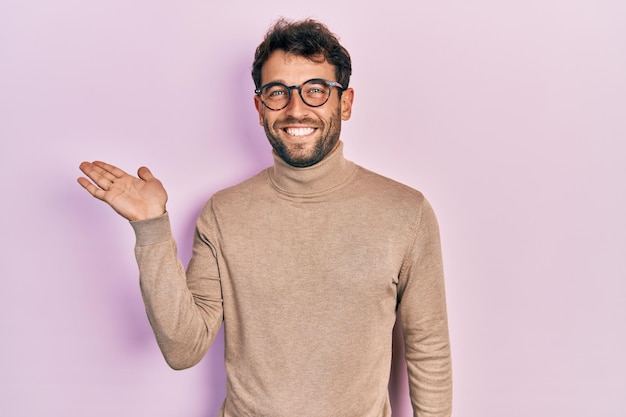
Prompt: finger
<box><xmin>78</xmin><ymin>161</ymin><xmax>97</xmax><ymax>177</ymax></box>
<box><xmin>79</xmin><ymin>162</ymin><xmax>116</xmax><ymax>190</ymax></box>
<box><xmin>77</xmin><ymin>176</ymin><xmax>107</xmax><ymax>200</ymax></box>
<box><xmin>79</xmin><ymin>161</ymin><xmax>111</xmax><ymax>180</ymax></box>
<box><xmin>137</xmin><ymin>166</ymin><xmax>155</xmax><ymax>181</ymax></box>
<box><xmin>92</xmin><ymin>161</ymin><xmax>129</xmax><ymax>179</ymax></box>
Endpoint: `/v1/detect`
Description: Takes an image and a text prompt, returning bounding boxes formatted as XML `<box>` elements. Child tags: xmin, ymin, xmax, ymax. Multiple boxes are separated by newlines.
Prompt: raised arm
<box><xmin>77</xmin><ymin>161</ymin><xmax>167</xmax><ymax>221</ymax></box>
<box><xmin>77</xmin><ymin>161</ymin><xmax>223</xmax><ymax>369</ymax></box>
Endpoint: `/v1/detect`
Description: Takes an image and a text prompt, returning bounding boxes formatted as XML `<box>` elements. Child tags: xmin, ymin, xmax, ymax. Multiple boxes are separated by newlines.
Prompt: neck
<box><xmin>268</xmin><ymin>141</ymin><xmax>356</xmax><ymax>197</ymax></box>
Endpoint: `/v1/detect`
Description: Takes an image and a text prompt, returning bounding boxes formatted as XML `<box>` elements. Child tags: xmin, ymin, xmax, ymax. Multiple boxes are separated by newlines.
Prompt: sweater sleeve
<box><xmin>398</xmin><ymin>197</ymin><xmax>452</xmax><ymax>417</ymax></box>
<box><xmin>130</xmin><ymin>210</ymin><xmax>223</xmax><ymax>370</ymax></box>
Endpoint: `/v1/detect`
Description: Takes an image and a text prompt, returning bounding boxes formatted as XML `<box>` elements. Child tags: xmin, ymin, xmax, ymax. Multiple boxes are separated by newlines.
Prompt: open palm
<box><xmin>78</xmin><ymin>161</ymin><xmax>168</xmax><ymax>221</ymax></box>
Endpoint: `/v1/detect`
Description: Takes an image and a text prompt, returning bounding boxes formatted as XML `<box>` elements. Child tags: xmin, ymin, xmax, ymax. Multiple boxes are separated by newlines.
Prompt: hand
<box><xmin>77</xmin><ymin>161</ymin><xmax>168</xmax><ymax>221</ymax></box>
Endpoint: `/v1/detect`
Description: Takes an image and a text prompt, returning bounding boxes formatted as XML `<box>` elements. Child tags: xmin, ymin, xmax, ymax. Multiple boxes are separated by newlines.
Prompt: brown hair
<box><xmin>252</xmin><ymin>18</ymin><xmax>352</xmax><ymax>89</ymax></box>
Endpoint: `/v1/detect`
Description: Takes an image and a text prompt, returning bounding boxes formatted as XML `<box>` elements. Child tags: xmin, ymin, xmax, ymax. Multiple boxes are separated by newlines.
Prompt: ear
<box><xmin>254</xmin><ymin>95</ymin><xmax>264</xmax><ymax>126</ymax></box>
<box><xmin>340</xmin><ymin>88</ymin><xmax>354</xmax><ymax>121</ymax></box>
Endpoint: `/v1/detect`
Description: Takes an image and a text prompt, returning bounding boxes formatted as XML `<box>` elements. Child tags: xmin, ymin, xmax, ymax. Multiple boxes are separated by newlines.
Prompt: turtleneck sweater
<box><xmin>131</xmin><ymin>142</ymin><xmax>452</xmax><ymax>417</ymax></box>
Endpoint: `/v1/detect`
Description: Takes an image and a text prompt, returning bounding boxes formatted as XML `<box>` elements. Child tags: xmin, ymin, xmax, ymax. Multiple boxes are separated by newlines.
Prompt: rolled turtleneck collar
<box><xmin>268</xmin><ymin>141</ymin><xmax>357</xmax><ymax>197</ymax></box>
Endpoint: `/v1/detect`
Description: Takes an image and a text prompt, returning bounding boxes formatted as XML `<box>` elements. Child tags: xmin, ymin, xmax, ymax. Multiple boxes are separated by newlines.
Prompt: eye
<box><xmin>305</xmin><ymin>84</ymin><xmax>328</xmax><ymax>96</ymax></box>
<box><xmin>264</xmin><ymin>85</ymin><xmax>288</xmax><ymax>100</ymax></box>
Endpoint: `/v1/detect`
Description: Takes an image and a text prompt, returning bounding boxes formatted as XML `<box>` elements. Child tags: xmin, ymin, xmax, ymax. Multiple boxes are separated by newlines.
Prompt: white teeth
<box><xmin>285</xmin><ymin>127</ymin><xmax>315</xmax><ymax>136</ymax></box>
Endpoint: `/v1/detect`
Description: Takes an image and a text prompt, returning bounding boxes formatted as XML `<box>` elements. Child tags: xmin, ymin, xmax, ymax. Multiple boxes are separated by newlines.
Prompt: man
<box><xmin>78</xmin><ymin>18</ymin><xmax>452</xmax><ymax>417</ymax></box>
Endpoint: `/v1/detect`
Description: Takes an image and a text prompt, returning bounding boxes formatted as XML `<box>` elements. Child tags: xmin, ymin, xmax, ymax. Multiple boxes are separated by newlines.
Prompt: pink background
<box><xmin>2</xmin><ymin>1</ymin><xmax>625</xmax><ymax>416</ymax></box>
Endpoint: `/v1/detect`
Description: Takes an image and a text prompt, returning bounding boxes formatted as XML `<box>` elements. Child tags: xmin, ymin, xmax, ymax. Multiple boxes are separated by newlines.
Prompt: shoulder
<box><xmin>347</xmin><ymin>165</ymin><xmax>440</xmax><ymax>252</ymax></box>
<box><xmin>353</xmin><ymin>164</ymin><xmax>427</xmax><ymax>207</ymax></box>
<box><xmin>346</xmin><ymin>164</ymin><xmax>438</xmax><ymax>233</ymax></box>
<box><xmin>215</xmin><ymin>168</ymin><xmax>271</xmax><ymax>200</ymax></box>
<box><xmin>196</xmin><ymin>168</ymin><xmax>271</xmax><ymax>217</ymax></box>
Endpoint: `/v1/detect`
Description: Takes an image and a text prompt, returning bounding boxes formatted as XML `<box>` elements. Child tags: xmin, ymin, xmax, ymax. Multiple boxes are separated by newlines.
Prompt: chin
<box><xmin>281</xmin><ymin>153</ymin><xmax>321</xmax><ymax>168</ymax></box>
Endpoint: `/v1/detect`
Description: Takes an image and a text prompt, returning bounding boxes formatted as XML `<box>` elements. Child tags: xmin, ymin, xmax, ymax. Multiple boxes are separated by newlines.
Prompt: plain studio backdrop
<box><xmin>1</xmin><ymin>1</ymin><xmax>625</xmax><ymax>416</ymax></box>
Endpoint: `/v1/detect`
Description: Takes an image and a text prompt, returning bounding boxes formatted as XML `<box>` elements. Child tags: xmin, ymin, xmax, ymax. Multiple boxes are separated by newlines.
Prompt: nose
<box><xmin>284</xmin><ymin>87</ymin><xmax>310</xmax><ymax>116</ymax></box>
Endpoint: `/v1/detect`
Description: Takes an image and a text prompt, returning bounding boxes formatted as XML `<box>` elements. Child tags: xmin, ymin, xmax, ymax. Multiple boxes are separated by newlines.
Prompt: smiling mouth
<box><xmin>284</xmin><ymin>127</ymin><xmax>316</xmax><ymax>137</ymax></box>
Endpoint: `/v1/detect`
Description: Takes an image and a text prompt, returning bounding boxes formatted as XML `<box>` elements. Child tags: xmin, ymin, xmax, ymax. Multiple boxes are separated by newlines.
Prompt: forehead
<box><xmin>261</xmin><ymin>50</ymin><xmax>336</xmax><ymax>85</ymax></box>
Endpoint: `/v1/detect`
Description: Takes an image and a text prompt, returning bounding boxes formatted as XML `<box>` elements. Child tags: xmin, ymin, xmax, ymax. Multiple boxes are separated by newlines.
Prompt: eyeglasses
<box><xmin>255</xmin><ymin>78</ymin><xmax>344</xmax><ymax>111</ymax></box>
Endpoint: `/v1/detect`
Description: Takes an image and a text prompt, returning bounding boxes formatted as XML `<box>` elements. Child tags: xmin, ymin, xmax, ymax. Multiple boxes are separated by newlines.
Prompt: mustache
<box><xmin>274</xmin><ymin>117</ymin><xmax>321</xmax><ymax>128</ymax></box>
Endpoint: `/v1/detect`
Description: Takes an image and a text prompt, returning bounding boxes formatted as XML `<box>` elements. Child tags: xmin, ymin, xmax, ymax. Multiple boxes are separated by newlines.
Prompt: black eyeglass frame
<box><xmin>255</xmin><ymin>78</ymin><xmax>344</xmax><ymax>111</ymax></box>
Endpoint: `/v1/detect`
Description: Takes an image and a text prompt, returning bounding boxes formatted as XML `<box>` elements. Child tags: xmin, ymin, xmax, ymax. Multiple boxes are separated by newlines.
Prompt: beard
<box><xmin>262</xmin><ymin>106</ymin><xmax>342</xmax><ymax>168</ymax></box>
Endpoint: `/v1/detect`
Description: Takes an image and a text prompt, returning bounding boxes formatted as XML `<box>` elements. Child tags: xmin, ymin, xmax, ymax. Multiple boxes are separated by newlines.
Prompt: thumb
<box><xmin>137</xmin><ymin>166</ymin><xmax>155</xmax><ymax>181</ymax></box>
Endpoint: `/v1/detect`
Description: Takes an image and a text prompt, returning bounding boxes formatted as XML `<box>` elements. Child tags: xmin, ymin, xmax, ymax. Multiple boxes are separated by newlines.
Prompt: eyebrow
<box><xmin>261</xmin><ymin>78</ymin><xmax>332</xmax><ymax>87</ymax></box>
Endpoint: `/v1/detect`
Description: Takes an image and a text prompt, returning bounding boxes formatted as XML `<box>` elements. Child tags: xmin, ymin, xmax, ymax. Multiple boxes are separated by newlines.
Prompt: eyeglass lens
<box><xmin>261</xmin><ymin>79</ymin><xmax>333</xmax><ymax>110</ymax></box>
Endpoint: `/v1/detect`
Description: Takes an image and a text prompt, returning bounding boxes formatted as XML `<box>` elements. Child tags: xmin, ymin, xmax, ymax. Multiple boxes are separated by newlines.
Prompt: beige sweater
<box><xmin>131</xmin><ymin>142</ymin><xmax>452</xmax><ymax>417</ymax></box>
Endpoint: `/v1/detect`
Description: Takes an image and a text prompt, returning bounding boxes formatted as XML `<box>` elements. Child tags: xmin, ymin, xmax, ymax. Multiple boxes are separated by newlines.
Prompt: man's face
<box><xmin>254</xmin><ymin>50</ymin><xmax>354</xmax><ymax>168</ymax></box>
